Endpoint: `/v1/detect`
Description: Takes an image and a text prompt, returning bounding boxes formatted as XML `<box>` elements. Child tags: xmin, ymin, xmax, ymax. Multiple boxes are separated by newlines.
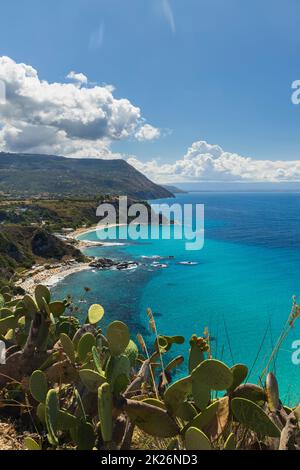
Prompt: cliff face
<box><xmin>0</xmin><ymin>226</ymin><xmax>84</xmax><ymax>287</ymax></box>
<box><xmin>0</xmin><ymin>153</ymin><xmax>173</xmax><ymax>199</ymax></box>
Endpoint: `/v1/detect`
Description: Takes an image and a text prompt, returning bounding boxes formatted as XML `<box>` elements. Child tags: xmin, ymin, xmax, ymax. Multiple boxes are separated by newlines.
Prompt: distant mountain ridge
<box><xmin>0</xmin><ymin>152</ymin><xmax>173</xmax><ymax>199</ymax></box>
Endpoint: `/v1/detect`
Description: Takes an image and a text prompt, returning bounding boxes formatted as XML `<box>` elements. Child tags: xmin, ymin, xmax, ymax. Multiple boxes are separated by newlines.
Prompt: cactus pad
<box><xmin>57</xmin><ymin>410</ymin><xmax>78</xmax><ymax>431</ymax></box>
<box><xmin>176</xmin><ymin>401</ymin><xmax>197</xmax><ymax>421</ymax></box>
<box><xmin>22</xmin><ymin>294</ymin><xmax>38</xmax><ymax>316</ymax></box>
<box><xmin>231</xmin><ymin>383</ymin><xmax>266</xmax><ymax>402</ymax></box>
<box><xmin>192</xmin><ymin>359</ymin><xmax>233</xmax><ymax>391</ymax></box>
<box><xmin>88</xmin><ymin>304</ymin><xmax>105</xmax><ymax>325</ymax></box>
<box><xmin>77</xmin><ymin>332</ymin><xmax>96</xmax><ymax>362</ymax></box>
<box><xmin>164</xmin><ymin>376</ymin><xmax>192</xmax><ymax>415</ymax></box>
<box><xmin>106</xmin><ymin>321</ymin><xmax>130</xmax><ymax>356</ymax></box>
<box><xmin>191</xmin><ymin>374</ymin><xmax>210</xmax><ymax>411</ymax></box>
<box><xmin>79</xmin><ymin>369</ymin><xmax>107</xmax><ymax>392</ymax></box>
<box><xmin>74</xmin><ymin>421</ymin><xmax>95</xmax><ymax>450</ymax></box>
<box><xmin>231</xmin><ymin>398</ymin><xmax>281</xmax><ymax>437</ymax></box>
<box><xmin>224</xmin><ymin>433</ymin><xmax>236</xmax><ymax>450</ymax></box>
<box><xmin>105</xmin><ymin>354</ymin><xmax>130</xmax><ymax>395</ymax></box>
<box><xmin>0</xmin><ymin>315</ymin><xmax>16</xmax><ymax>335</ymax></box>
<box><xmin>142</xmin><ymin>398</ymin><xmax>166</xmax><ymax>410</ymax></box>
<box><xmin>35</xmin><ymin>285</ymin><xmax>51</xmax><ymax>310</ymax></box>
<box><xmin>24</xmin><ymin>437</ymin><xmax>41</xmax><ymax>450</ymax></box>
<box><xmin>189</xmin><ymin>337</ymin><xmax>205</xmax><ymax>373</ymax></box>
<box><xmin>185</xmin><ymin>427</ymin><xmax>211</xmax><ymax>450</ymax></box>
<box><xmin>265</xmin><ymin>372</ymin><xmax>280</xmax><ymax>412</ymax></box>
<box><xmin>49</xmin><ymin>301</ymin><xmax>66</xmax><ymax>317</ymax></box>
<box><xmin>166</xmin><ymin>355</ymin><xmax>184</xmax><ymax>373</ymax></box>
<box><xmin>124</xmin><ymin>339</ymin><xmax>139</xmax><ymax>367</ymax></box>
<box><xmin>45</xmin><ymin>389</ymin><xmax>59</xmax><ymax>446</ymax></box>
<box><xmin>185</xmin><ymin>400</ymin><xmax>219</xmax><ymax>432</ymax></box>
<box><xmin>59</xmin><ymin>333</ymin><xmax>76</xmax><ymax>364</ymax></box>
<box><xmin>228</xmin><ymin>364</ymin><xmax>248</xmax><ymax>393</ymax></box>
<box><xmin>29</xmin><ymin>370</ymin><xmax>48</xmax><ymax>403</ymax></box>
<box><xmin>92</xmin><ymin>346</ymin><xmax>104</xmax><ymax>374</ymax></box>
<box><xmin>98</xmin><ymin>382</ymin><xmax>113</xmax><ymax>442</ymax></box>
<box><xmin>126</xmin><ymin>401</ymin><xmax>179</xmax><ymax>438</ymax></box>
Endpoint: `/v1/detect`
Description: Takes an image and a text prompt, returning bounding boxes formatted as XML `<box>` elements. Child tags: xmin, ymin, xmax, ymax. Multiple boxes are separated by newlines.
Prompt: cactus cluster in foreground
<box><xmin>0</xmin><ymin>285</ymin><xmax>299</xmax><ymax>451</ymax></box>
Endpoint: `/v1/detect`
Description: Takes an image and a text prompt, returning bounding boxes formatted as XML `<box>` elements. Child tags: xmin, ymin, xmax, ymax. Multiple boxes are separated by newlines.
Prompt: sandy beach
<box><xmin>16</xmin><ymin>262</ymin><xmax>92</xmax><ymax>295</ymax></box>
<box><xmin>17</xmin><ymin>223</ymin><xmax>127</xmax><ymax>294</ymax></box>
<box><xmin>17</xmin><ymin>220</ymin><xmax>171</xmax><ymax>294</ymax></box>
<box><xmin>71</xmin><ymin>223</ymin><xmax>128</xmax><ymax>239</ymax></box>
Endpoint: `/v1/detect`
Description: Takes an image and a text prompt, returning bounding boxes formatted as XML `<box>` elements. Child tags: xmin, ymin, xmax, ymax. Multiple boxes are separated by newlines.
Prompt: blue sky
<box><xmin>1</xmin><ymin>0</ymin><xmax>300</xmax><ymax>183</ymax></box>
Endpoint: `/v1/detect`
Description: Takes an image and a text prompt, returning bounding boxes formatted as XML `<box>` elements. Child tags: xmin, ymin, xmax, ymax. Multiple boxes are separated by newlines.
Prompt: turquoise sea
<box><xmin>52</xmin><ymin>193</ymin><xmax>300</xmax><ymax>404</ymax></box>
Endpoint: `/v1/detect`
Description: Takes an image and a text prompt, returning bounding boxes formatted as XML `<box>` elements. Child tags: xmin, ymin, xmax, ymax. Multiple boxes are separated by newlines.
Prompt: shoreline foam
<box><xmin>17</xmin><ymin>223</ymin><xmax>131</xmax><ymax>294</ymax></box>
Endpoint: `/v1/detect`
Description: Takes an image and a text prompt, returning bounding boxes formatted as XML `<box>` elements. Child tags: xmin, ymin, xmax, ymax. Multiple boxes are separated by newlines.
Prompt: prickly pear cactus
<box><xmin>142</xmin><ymin>398</ymin><xmax>166</xmax><ymax>410</ymax></box>
<box><xmin>191</xmin><ymin>367</ymin><xmax>211</xmax><ymax>410</ymax></box>
<box><xmin>185</xmin><ymin>400</ymin><xmax>220</xmax><ymax>433</ymax></box>
<box><xmin>126</xmin><ymin>401</ymin><xmax>179</xmax><ymax>438</ymax></box>
<box><xmin>164</xmin><ymin>376</ymin><xmax>192</xmax><ymax>415</ymax></box>
<box><xmin>106</xmin><ymin>321</ymin><xmax>130</xmax><ymax>357</ymax></box>
<box><xmin>231</xmin><ymin>383</ymin><xmax>266</xmax><ymax>402</ymax></box>
<box><xmin>185</xmin><ymin>427</ymin><xmax>211</xmax><ymax>450</ymax></box>
<box><xmin>224</xmin><ymin>433</ymin><xmax>236</xmax><ymax>450</ymax></box>
<box><xmin>45</xmin><ymin>389</ymin><xmax>59</xmax><ymax>446</ymax></box>
<box><xmin>0</xmin><ymin>315</ymin><xmax>16</xmax><ymax>335</ymax></box>
<box><xmin>227</xmin><ymin>364</ymin><xmax>248</xmax><ymax>393</ymax></box>
<box><xmin>88</xmin><ymin>304</ymin><xmax>105</xmax><ymax>325</ymax></box>
<box><xmin>164</xmin><ymin>335</ymin><xmax>185</xmax><ymax>349</ymax></box>
<box><xmin>192</xmin><ymin>359</ymin><xmax>233</xmax><ymax>391</ymax></box>
<box><xmin>124</xmin><ymin>339</ymin><xmax>139</xmax><ymax>367</ymax></box>
<box><xmin>79</xmin><ymin>369</ymin><xmax>106</xmax><ymax>392</ymax></box>
<box><xmin>73</xmin><ymin>421</ymin><xmax>95</xmax><ymax>450</ymax></box>
<box><xmin>57</xmin><ymin>410</ymin><xmax>78</xmax><ymax>431</ymax></box>
<box><xmin>92</xmin><ymin>346</ymin><xmax>104</xmax><ymax>374</ymax></box>
<box><xmin>35</xmin><ymin>284</ymin><xmax>51</xmax><ymax>310</ymax></box>
<box><xmin>265</xmin><ymin>372</ymin><xmax>280</xmax><ymax>412</ymax></box>
<box><xmin>77</xmin><ymin>332</ymin><xmax>96</xmax><ymax>362</ymax></box>
<box><xmin>165</xmin><ymin>355</ymin><xmax>184</xmax><ymax>373</ymax></box>
<box><xmin>59</xmin><ymin>333</ymin><xmax>76</xmax><ymax>364</ymax></box>
<box><xmin>231</xmin><ymin>397</ymin><xmax>281</xmax><ymax>437</ymax></box>
<box><xmin>294</xmin><ymin>405</ymin><xmax>300</xmax><ymax>429</ymax></box>
<box><xmin>176</xmin><ymin>401</ymin><xmax>197</xmax><ymax>421</ymax></box>
<box><xmin>24</xmin><ymin>437</ymin><xmax>42</xmax><ymax>451</ymax></box>
<box><xmin>188</xmin><ymin>335</ymin><xmax>208</xmax><ymax>373</ymax></box>
<box><xmin>98</xmin><ymin>382</ymin><xmax>113</xmax><ymax>443</ymax></box>
<box><xmin>29</xmin><ymin>370</ymin><xmax>48</xmax><ymax>403</ymax></box>
<box><xmin>105</xmin><ymin>354</ymin><xmax>130</xmax><ymax>395</ymax></box>
<box><xmin>22</xmin><ymin>294</ymin><xmax>38</xmax><ymax>317</ymax></box>
<box><xmin>49</xmin><ymin>301</ymin><xmax>66</xmax><ymax>317</ymax></box>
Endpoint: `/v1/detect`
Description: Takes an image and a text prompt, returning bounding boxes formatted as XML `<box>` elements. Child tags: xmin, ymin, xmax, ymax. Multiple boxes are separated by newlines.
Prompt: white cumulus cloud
<box><xmin>0</xmin><ymin>56</ymin><xmax>160</xmax><ymax>157</ymax></box>
<box><xmin>128</xmin><ymin>140</ymin><xmax>300</xmax><ymax>183</ymax></box>
<box><xmin>66</xmin><ymin>71</ymin><xmax>88</xmax><ymax>86</ymax></box>
<box><xmin>135</xmin><ymin>124</ymin><xmax>161</xmax><ymax>141</ymax></box>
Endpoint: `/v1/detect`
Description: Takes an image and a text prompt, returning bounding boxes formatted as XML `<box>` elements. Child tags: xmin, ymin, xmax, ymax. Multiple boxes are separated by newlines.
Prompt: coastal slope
<box><xmin>0</xmin><ymin>153</ymin><xmax>173</xmax><ymax>199</ymax></box>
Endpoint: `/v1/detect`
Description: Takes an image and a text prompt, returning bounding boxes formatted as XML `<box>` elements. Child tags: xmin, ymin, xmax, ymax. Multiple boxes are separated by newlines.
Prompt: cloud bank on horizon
<box><xmin>128</xmin><ymin>141</ymin><xmax>300</xmax><ymax>184</ymax></box>
<box><xmin>1</xmin><ymin>56</ymin><xmax>300</xmax><ymax>184</ymax></box>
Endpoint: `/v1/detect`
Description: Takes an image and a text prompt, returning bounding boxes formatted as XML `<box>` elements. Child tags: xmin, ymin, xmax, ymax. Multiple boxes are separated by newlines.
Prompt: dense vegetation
<box><xmin>0</xmin><ymin>153</ymin><xmax>173</xmax><ymax>200</ymax></box>
<box><xmin>0</xmin><ymin>224</ymin><xmax>85</xmax><ymax>290</ymax></box>
<box><xmin>0</xmin><ymin>198</ymin><xmax>103</xmax><ymax>231</ymax></box>
<box><xmin>0</xmin><ymin>284</ymin><xmax>298</xmax><ymax>451</ymax></box>
<box><xmin>0</xmin><ymin>196</ymin><xmax>169</xmax><ymax>290</ymax></box>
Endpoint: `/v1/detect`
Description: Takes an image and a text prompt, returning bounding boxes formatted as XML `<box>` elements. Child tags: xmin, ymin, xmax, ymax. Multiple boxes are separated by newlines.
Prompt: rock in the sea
<box><xmin>89</xmin><ymin>258</ymin><xmax>138</xmax><ymax>271</ymax></box>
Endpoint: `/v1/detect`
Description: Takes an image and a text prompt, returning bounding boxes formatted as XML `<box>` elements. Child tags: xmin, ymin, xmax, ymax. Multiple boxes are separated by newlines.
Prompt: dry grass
<box><xmin>0</xmin><ymin>420</ymin><xmax>26</xmax><ymax>450</ymax></box>
<box><xmin>132</xmin><ymin>428</ymin><xmax>176</xmax><ymax>451</ymax></box>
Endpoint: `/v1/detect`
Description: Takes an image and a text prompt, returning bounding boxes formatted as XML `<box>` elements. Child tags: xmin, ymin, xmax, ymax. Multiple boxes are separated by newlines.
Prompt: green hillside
<box><xmin>0</xmin><ymin>153</ymin><xmax>173</xmax><ymax>199</ymax></box>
